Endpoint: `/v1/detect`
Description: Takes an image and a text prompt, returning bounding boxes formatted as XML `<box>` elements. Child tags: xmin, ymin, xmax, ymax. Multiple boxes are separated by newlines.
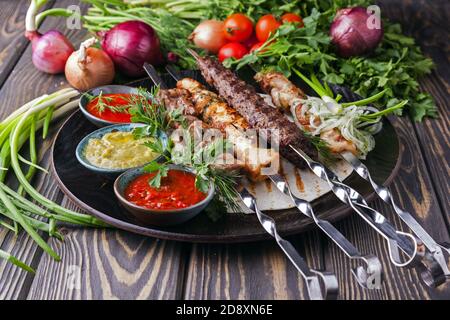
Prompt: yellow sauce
<box><xmin>84</xmin><ymin>131</ymin><xmax>158</xmax><ymax>169</ymax></box>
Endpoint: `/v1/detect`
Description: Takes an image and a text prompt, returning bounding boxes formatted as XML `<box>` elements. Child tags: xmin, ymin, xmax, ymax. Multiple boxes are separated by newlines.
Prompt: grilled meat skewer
<box><xmin>254</xmin><ymin>71</ymin><xmax>357</xmax><ymax>155</ymax></box>
<box><xmin>193</xmin><ymin>54</ymin><xmax>317</xmax><ymax>169</ymax></box>
<box><xmin>156</xmin><ymin>88</ymin><xmax>272</xmax><ymax>180</ymax></box>
<box><xmin>156</xmin><ymin>88</ymin><xmax>198</xmax><ymax>117</ymax></box>
<box><xmin>176</xmin><ymin>78</ymin><xmax>279</xmax><ymax>181</ymax></box>
<box><xmin>170</xmin><ymin>116</ymin><xmax>243</xmax><ymax>172</ymax></box>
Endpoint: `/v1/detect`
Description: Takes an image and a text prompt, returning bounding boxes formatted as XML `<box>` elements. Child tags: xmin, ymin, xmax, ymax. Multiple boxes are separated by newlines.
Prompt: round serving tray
<box><xmin>51</xmin><ymin>75</ymin><xmax>402</xmax><ymax>243</ymax></box>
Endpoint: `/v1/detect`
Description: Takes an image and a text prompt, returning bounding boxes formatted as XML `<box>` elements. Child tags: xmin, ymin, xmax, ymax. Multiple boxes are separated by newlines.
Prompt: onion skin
<box><xmin>330</xmin><ymin>7</ymin><xmax>383</xmax><ymax>58</ymax></box>
<box><xmin>99</xmin><ymin>21</ymin><xmax>163</xmax><ymax>78</ymax></box>
<box><xmin>189</xmin><ymin>20</ymin><xmax>228</xmax><ymax>54</ymax></box>
<box><xmin>167</xmin><ymin>52</ymin><xmax>180</xmax><ymax>64</ymax></box>
<box><xmin>65</xmin><ymin>47</ymin><xmax>115</xmax><ymax>91</ymax></box>
<box><xmin>26</xmin><ymin>30</ymin><xmax>74</xmax><ymax>74</ymax></box>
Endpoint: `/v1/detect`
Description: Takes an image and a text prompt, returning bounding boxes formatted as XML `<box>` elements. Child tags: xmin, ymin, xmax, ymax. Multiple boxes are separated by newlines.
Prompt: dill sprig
<box><xmin>130</xmin><ymin>86</ymin><xmax>186</xmax><ymax>135</ymax></box>
<box><xmin>83</xmin><ymin>91</ymin><xmax>129</xmax><ymax>114</ymax></box>
<box><xmin>302</xmin><ymin>131</ymin><xmax>334</xmax><ymax>163</ymax></box>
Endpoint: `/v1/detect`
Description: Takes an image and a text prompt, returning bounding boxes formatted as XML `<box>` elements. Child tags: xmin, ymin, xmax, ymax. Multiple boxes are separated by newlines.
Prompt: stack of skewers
<box><xmin>142</xmin><ymin>51</ymin><xmax>449</xmax><ymax>300</ymax></box>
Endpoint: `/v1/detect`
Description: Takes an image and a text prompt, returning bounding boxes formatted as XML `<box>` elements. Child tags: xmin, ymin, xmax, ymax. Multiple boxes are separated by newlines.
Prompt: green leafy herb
<box><xmin>222</xmin><ymin>1</ymin><xmax>437</xmax><ymax>121</ymax></box>
<box><xmin>128</xmin><ymin>87</ymin><xmax>241</xmax><ymax>218</ymax></box>
<box><xmin>71</xmin><ymin>0</ymin><xmax>437</xmax><ymax>120</ymax></box>
<box><xmin>83</xmin><ymin>91</ymin><xmax>129</xmax><ymax>114</ymax></box>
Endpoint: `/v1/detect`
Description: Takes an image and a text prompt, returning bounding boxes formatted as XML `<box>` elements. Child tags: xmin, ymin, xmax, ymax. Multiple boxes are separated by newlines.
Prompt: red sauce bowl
<box><xmin>79</xmin><ymin>85</ymin><xmax>140</xmax><ymax>127</ymax></box>
<box><xmin>114</xmin><ymin>165</ymin><xmax>215</xmax><ymax>226</ymax></box>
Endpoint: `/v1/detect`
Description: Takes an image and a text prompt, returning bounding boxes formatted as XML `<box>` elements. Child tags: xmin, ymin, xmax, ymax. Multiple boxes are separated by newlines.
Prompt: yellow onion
<box><xmin>65</xmin><ymin>38</ymin><xmax>115</xmax><ymax>91</ymax></box>
<box><xmin>189</xmin><ymin>20</ymin><xmax>228</xmax><ymax>54</ymax></box>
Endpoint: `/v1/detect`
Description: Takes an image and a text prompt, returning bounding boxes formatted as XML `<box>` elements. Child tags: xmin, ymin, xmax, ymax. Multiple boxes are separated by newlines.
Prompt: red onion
<box><xmin>167</xmin><ymin>52</ymin><xmax>180</xmax><ymax>64</ymax></box>
<box><xmin>98</xmin><ymin>21</ymin><xmax>163</xmax><ymax>78</ymax></box>
<box><xmin>25</xmin><ymin>1</ymin><xmax>74</xmax><ymax>74</ymax></box>
<box><xmin>330</xmin><ymin>6</ymin><xmax>383</xmax><ymax>58</ymax></box>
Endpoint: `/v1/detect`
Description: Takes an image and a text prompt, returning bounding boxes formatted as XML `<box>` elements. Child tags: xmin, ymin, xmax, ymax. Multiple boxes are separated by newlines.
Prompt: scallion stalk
<box><xmin>0</xmin><ymin>88</ymin><xmax>109</xmax><ymax>272</ymax></box>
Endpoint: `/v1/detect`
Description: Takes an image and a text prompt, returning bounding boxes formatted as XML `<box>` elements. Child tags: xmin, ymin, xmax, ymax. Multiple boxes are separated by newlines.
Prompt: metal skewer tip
<box><xmin>186</xmin><ymin>48</ymin><xmax>201</xmax><ymax>60</ymax></box>
<box><xmin>143</xmin><ymin>63</ymin><xmax>168</xmax><ymax>89</ymax></box>
<box><xmin>165</xmin><ymin>65</ymin><xmax>182</xmax><ymax>82</ymax></box>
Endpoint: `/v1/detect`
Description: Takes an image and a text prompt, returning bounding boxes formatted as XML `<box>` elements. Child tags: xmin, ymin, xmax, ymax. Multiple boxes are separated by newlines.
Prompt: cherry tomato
<box><xmin>250</xmin><ymin>42</ymin><xmax>265</xmax><ymax>53</ymax></box>
<box><xmin>218</xmin><ymin>42</ymin><xmax>249</xmax><ymax>62</ymax></box>
<box><xmin>281</xmin><ymin>13</ymin><xmax>304</xmax><ymax>27</ymax></box>
<box><xmin>255</xmin><ymin>14</ymin><xmax>282</xmax><ymax>42</ymax></box>
<box><xmin>223</xmin><ymin>13</ymin><xmax>254</xmax><ymax>42</ymax></box>
<box><xmin>242</xmin><ymin>33</ymin><xmax>258</xmax><ymax>49</ymax></box>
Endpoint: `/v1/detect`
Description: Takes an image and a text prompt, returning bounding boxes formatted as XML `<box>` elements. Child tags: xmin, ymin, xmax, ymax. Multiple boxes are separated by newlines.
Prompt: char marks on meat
<box><xmin>156</xmin><ymin>88</ymin><xmax>198</xmax><ymax>116</ymax></box>
<box><xmin>195</xmin><ymin>56</ymin><xmax>317</xmax><ymax>168</ymax></box>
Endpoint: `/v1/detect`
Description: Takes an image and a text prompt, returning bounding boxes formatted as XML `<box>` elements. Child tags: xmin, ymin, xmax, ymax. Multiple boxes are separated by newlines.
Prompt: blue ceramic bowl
<box><xmin>79</xmin><ymin>85</ymin><xmax>139</xmax><ymax>127</ymax></box>
<box><xmin>114</xmin><ymin>165</ymin><xmax>215</xmax><ymax>226</ymax></box>
<box><xmin>76</xmin><ymin>123</ymin><xmax>168</xmax><ymax>178</ymax></box>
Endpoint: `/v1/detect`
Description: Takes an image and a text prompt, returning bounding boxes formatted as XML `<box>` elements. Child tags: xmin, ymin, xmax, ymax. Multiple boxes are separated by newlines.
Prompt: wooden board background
<box><xmin>0</xmin><ymin>0</ymin><xmax>448</xmax><ymax>300</ymax></box>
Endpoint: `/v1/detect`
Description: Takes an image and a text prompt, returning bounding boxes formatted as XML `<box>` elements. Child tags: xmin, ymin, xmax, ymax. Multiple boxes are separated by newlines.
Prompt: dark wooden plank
<box><xmin>0</xmin><ymin>0</ymin><xmax>186</xmax><ymax>300</ymax></box>
<box><xmin>183</xmin><ymin>230</ymin><xmax>325</xmax><ymax>299</ymax></box>
<box><xmin>27</xmin><ymin>199</ymin><xmax>185</xmax><ymax>299</ymax></box>
<box><xmin>0</xmin><ymin>0</ymin><xmax>88</xmax><ymax>298</ymax></box>
<box><xmin>378</xmin><ymin>0</ymin><xmax>450</xmax><ymax>227</ymax></box>
<box><xmin>324</xmin><ymin>115</ymin><xmax>450</xmax><ymax>300</ymax></box>
<box><xmin>0</xmin><ymin>0</ymin><xmax>54</xmax><ymax>88</ymax></box>
<box><xmin>315</xmin><ymin>0</ymin><xmax>450</xmax><ymax>300</ymax></box>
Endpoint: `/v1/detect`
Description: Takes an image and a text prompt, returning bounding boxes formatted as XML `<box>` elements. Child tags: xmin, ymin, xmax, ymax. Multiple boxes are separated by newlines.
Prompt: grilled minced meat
<box><xmin>255</xmin><ymin>71</ymin><xmax>357</xmax><ymax>155</ymax></box>
<box><xmin>177</xmin><ymin>78</ymin><xmax>279</xmax><ymax>181</ymax></box>
<box><xmin>195</xmin><ymin>55</ymin><xmax>317</xmax><ymax>169</ymax></box>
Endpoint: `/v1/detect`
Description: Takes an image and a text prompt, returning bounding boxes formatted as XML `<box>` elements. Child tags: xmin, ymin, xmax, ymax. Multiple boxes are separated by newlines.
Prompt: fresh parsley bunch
<box><xmin>223</xmin><ymin>2</ymin><xmax>437</xmax><ymax>121</ymax></box>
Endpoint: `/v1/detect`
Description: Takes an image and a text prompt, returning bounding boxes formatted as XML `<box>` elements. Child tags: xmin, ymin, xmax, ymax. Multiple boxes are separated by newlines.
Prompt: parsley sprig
<box><xmin>223</xmin><ymin>3</ymin><xmax>436</xmax><ymax>121</ymax></box>
<box><xmin>128</xmin><ymin>86</ymin><xmax>241</xmax><ymax>218</ymax></box>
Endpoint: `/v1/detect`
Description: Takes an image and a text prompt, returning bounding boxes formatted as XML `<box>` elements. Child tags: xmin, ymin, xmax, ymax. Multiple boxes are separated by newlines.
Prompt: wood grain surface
<box><xmin>381</xmin><ymin>0</ymin><xmax>450</xmax><ymax>228</ymax></box>
<box><xmin>0</xmin><ymin>0</ymin><xmax>448</xmax><ymax>300</ymax></box>
<box><xmin>0</xmin><ymin>0</ymin><xmax>55</xmax><ymax>88</ymax></box>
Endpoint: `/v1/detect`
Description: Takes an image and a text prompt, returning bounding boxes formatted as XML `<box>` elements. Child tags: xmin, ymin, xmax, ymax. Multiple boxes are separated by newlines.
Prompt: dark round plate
<box><xmin>51</xmin><ymin>76</ymin><xmax>402</xmax><ymax>243</ymax></box>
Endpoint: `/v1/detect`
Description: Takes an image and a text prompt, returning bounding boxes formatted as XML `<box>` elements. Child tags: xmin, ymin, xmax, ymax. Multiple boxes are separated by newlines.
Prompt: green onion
<box><xmin>360</xmin><ymin>100</ymin><xmax>408</xmax><ymax>121</ymax></box>
<box><xmin>0</xmin><ymin>88</ymin><xmax>108</xmax><ymax>272</ymax></box>
<box><xmin>341</xmin><ymin>89</ymin><xmax>388</xmax><ymax>107</ymax></box>
<box><xmin>0</xmin><ymin>249</ymin><xmax>35</xmax><ymax>273</ymax></box>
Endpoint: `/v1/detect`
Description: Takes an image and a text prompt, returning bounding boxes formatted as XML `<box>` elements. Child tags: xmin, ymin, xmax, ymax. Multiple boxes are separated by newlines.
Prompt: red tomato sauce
<box><xmin>124</xmin><ymin>170</ymin><xmax>207</xmax><ymax>210</ymax></box>
<box><xmin>86</xmin><ymin>93</ymin><xmax>134</xmax><ymax>123</ymax></box>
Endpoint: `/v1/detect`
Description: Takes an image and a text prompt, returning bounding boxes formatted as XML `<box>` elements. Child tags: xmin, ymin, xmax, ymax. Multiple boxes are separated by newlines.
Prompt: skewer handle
<box><xmin>143</xmin><ymin>63</ymin><xmax>169</xmax><ymax>89</ymax></box>
<box><xmin>238</xmin><ymin>186</ymin><xmax>338</xmax><ymax>300</ymax></box>
<box><xmin>289</xmin><ymin>145</ymin><xmax>426</xmax><ymax>267</ymax></box>
<box><xmin>341</xmin><ymin>151</ymin><xmax>450</xmax><ymax>287</ymax></box>
<box><xmin>268</xmin><ymin>174</ymin><xmax>383</xmax><ymax>289</ymax></box>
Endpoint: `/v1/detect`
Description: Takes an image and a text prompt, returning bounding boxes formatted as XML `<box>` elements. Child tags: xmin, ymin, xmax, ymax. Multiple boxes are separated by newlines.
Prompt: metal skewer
<box><xmin>268</xmin><ymin>173</ymin><xmax>383</xmax><ymax>289</ymax></box>
<box><xmin>289</xmin><ymin>145</ymin><xmax>447</xmax><ymax>286</ymax></box>
<box><xmin>165</xmin><ymin>64</ymin><xmax>382</xmax><ymax>289</ymax></box>
<box><xmin>179</xmin><ymin>51</ymin><xmax>447</xmax><ymax>287</ymax></box>
<box><xmin>341</xmin><ymin>151</ymin><xmax>450</xmax><ymax>287</ymax></box>
<box><xmin>143</xmin><ymin>63</ymin><xmax>169</xmax><ymax>89</ymax></box>
<box><xmin>145</xmin><ymin>63</ymin><xmax>338</xmax><ymax>300</ymax></box>
<box><xmin>237</xmin><ymin>185</ymin><xmax>339</xmax><ymax>300</ymax></box>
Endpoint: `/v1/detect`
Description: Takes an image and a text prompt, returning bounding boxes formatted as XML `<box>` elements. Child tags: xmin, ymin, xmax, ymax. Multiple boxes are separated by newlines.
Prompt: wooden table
<box><xmin>0</xmin><ymin>0</ymin><xmax>448</xmax><ymax>300</ymax></box>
